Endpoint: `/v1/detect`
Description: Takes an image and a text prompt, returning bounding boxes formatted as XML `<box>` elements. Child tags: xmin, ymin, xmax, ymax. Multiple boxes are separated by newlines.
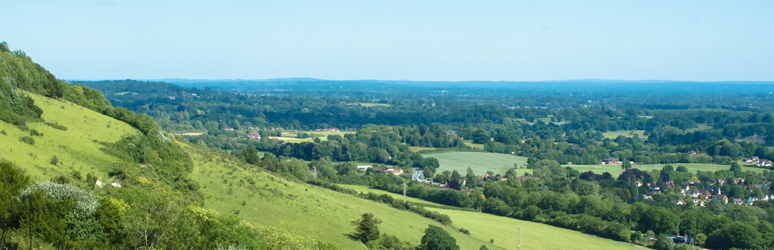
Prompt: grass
<box><xmin>113</xmin><ymin>91</ymin><xmax>138</xmax><ymax>96</ymax></box>
<box><xmin>425</xmin><ymin>208</ymin><xmax>641</xmax><ymax>250</ymax></box>
<box><xmin>185</xmin><ymin>145</ymin><xmax>502</xmax><ymax>250</ymax></box>
<box><xmin>564</xmin><ymin>162</ymin><xmax>766</xmax><ymax>177</ymax></box>
<box><xmin>422</xmin><ymin>152</ymin><xmax>530</xmax><ymax>176</ymax></box>
<box><xmin>684</xmin><ymin>123</ymin><xmax>713</xmax><ymax>133</ymax></box>
<box><xmin>602</xmin><ymin>130</ymin><xmax>645</xmax><ymax>139</ymax></box>
<box><xmin>462</xmin><ymin>140</ymin><xmax>485</xmax><ymax>150</ymax></box>
<box><xmin>0</xmin><ymin>92</ymin><xmax>139</xmax><ymax>182</ymax></box>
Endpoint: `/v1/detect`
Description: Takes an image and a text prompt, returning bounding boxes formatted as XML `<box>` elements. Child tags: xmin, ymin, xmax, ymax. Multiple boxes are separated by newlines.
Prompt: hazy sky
<box><xmin>2</xmin><ymin>0</ymin><xmax>773</xmax><ymax>81</ymax></box>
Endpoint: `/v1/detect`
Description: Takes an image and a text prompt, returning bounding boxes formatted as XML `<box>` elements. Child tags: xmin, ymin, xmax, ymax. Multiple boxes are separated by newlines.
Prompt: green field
<box><xmin>0</xmin><ymin>92</ymin><xmax>138</xmax><ymax>181</ymax></box>
<box><xmin>602</xmin><ymin>130</ymin><xmax>645</xmax><ymax>139</ymax></box>
<box><xmin>564</xmin><ymin>163</ymin><xmax>765</xmax><ymax>177</ymax></box>
<box><xmin>423</xmin><ymin>152</ymin><xmax>530</xmax><ymax>176</ymax></box>
<box><xmin>462</xmin><ymin>140</ymin><xmax>486</xmax><ymax>149</ymax></box>
<box><xmin>113</xmin><ymin>91</ymin><xmax>138</xmax><ymax>96</ymax></box>
<box><xmin>186</xmin><ymin>145</ymin><xmax>502</xmax><ymax>250</ymax></box>
<box><xmin>425</xmin><ymin>208</ymin><xmax>642</xmax><ymax>250</ymax></box>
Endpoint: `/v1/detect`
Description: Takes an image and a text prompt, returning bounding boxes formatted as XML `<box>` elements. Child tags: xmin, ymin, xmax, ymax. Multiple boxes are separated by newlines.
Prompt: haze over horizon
<box><xmin>3</xmin><ymin>0</ymin><xmax>773</xmax><ymax>82</ymax></box>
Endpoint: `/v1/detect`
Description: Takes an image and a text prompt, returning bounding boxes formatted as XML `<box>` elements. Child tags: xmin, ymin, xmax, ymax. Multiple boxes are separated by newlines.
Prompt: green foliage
<box><xmin>652</xmin><ymin>234</ymin><xmax>672</xmax><ymax>250</ymax></box>
<box><xmin>18</xmin><ymin>181</ymin><xmax>100</xmax><ymax>241</ymax></box>
<box><xmin>419</xmin><ymin>225</ymin><xmax>459</xmax><ymax>250</ymax></box>
<box><xmin>706</xmin><ymin>222</ymin><xmax>763</xmax><ymax>250</ymax></box>
<box><xmin>19</xmin><ymin>135</ymin><xmax>34</xmax><ymax>145</ymax></box>
<box><xmin>351</xmin><ymin>213</ymin><xmax>381</xmax><ymax>243</ymax></box>
<box><xmin>0</xmin><ymin>161</ymin><xmax>30</xmax><ymax>246</ymax></box>
<box><xmin>49</xmin><ymin>155</ymin><xmax>58</xmax><ymax>165</ymax></box>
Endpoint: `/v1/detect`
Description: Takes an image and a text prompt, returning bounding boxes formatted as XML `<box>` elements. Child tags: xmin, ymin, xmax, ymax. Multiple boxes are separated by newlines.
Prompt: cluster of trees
<box><xmin>356</xmin><ymin>159</ymin><xmax>774</xmax><ymax>249</ymax></box>
<box><xmin>350</xmin><ymin>213</ymin><xmax>462</xmax><ymax>250</ymax></box>
<box><xmin>1</xmin><ymin>161</ymin><xmax>341</xmax><ymax>250</ymax></box>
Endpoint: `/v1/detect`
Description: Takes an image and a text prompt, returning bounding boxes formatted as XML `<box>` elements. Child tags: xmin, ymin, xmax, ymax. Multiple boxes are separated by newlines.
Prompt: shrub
<box><xmin>17</xmin><ymin>181</ymin><xmax>100</xmax><ymax>240</ymax></box>
<box><xmin>45</xmin><ymin>121</ymin><xmax>68</xmax><ymax>131</ymax></box>
<box><xmin>29</xmin><ymin>129</ymin><xmax>42</xmax><ymax>136</ymax></box>
<box><xmin>20</xmin><ymin>135</ymin><xmax>35</xmax><ymax>145</ymax></box>
<box><xmin>50</xmin><ymin>155</ymin><xmax>59</xmax><ymax>165</ymax></box>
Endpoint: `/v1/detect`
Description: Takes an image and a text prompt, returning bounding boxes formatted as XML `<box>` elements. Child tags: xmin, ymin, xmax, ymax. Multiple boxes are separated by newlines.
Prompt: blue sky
<box><xmin>2</xmin><ymin>0</ymin><xmax>773</xmax><ymax>81</ymax></box>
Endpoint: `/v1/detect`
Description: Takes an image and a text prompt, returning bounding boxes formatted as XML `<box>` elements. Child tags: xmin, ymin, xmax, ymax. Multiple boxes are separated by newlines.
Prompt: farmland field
<box><xmin>425</xmin><ymin>208</ymin><xmax>642</xmax><ymax>250</ymax></box>
<box><xmin>602</xmin><ymin>130</ymin><xmax>645</xmax><ymax>139</ymax></box>
<box><xmin>564</xmin><ymin>162</ymin><xmax>765</xmax><ymax>177</ymax></box>
<box><xmin>423</xmin><ymin>152</ymin><xmax>530</xmax><ymax>176</ymax></box>
<box><xmin>186</xmin><ymin>145</ymin><xmax>502</xmax><ymax>250</ymax></box>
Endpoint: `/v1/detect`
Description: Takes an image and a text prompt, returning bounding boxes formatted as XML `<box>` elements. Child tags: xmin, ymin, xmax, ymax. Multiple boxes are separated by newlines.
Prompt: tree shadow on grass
<box><xmin>345</xmin><ymin>233</ymin><xmax>362</xmax><ymax>242</ymax></box>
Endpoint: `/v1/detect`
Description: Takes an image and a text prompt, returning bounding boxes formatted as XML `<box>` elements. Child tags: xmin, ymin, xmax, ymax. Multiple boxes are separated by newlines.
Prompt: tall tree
<box><xmin>419</xmin><ymin>225</ymin><xmax>460</xmax><ymax>250</ymax></box>
<box><xmin>351</xmin><ymin>213</ymin><xmax>381</xmax><ymax>243</ymax></box>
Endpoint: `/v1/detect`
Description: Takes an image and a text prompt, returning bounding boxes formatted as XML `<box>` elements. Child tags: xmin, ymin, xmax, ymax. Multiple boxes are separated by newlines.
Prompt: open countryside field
<box><xmin>0</xmin><ymin>92</ymin><xmax>138</xmax><ymax>181</ymax></box>
<box><xmin>564</xmin><ymin>163</ymin><xmax>766</xmax><ymax>177</ymax></box>
<box><xmin>423</xmin><ymin>152</ymin><xmax>530</xmax><ymax>176</ymax></box>
<box><xmin>602</xmin><ymin>130</ymin><xmax>645</xmax><ymax>139</ymax></box>
<box><xmin>425</xmin><ymin>208</ymin><xmax>642</xmax><ymax>250</ymax></box>
<box><xmin>186</xmin><ymin>145</ymin><xmax>502</xmax><ymax>250</ymax></box>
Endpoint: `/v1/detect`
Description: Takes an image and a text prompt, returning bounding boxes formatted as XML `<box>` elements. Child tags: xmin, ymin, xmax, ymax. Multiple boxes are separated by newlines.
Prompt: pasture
<box><xmin>422</xmin><ymin>152</ymin><xmax>530</xmax><ymax>176</ymax></box>
<box><xmin>602</xmin><ymin>130</ymin><xmax>645</xmax><ymax>139</ymax></box>
<box><xmin>186</xmin><ymin>145</ymin><xmax>502</xmax><ymax>250</ymax></box>
<box><xmin>0</xmin><ymin>92</ymin><xmax>138</xmax><ymax>181</ymax></box>
<box><xmin>425</xmin><ymin>208</ymin><xmax>642</xmax><ymax>250</ymax></box>
<box><xmin>564</xmin><ymin>162</ymin><xmax>765</xmax><ymax>177</ymax></box>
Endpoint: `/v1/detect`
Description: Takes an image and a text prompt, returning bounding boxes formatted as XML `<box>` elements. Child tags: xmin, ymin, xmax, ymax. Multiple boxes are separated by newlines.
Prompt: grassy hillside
<box><xmin>0</xmin><ymin>92</ymin><xmax>138</xmax><ymax>181</ymax></box>
<box><xmin>185</xmin><ymin>145</ymin><xmax>502</xmax><ymax>250</ymax></box>
<box><xmin>423</xmin><ymin>152</ymin><xmax>530</xmax><ymax>176</ymax></box>
<box><xmin>425</xmin><ymin>208</ymin><xmax>641</xmax><ymax>250</ymax></box>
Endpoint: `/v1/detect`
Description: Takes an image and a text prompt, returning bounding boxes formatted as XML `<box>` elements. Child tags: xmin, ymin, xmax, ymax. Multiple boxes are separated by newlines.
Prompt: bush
<box><xmin>18</xmin><ymin>181</ymin><xmax>100</xmax><ymax>240</ymax></box>
<box><xmin>19</xmin><ymin>135</ymin><xmax>35</xmax><ymax>145</ymax></box>
<box><xmin>45</xmin><ymin>121</ymin><xmax>68</xmax><ymax>131</ymax></box>
<box><xmin>50</xmin><ymin>155</ymin><xmax>59</xmax><ymax>165</ymax></box>
<box><xmin>29</xmin><ymin>128</ymin><xmax>42</xmax><ymax>136</ymax></box>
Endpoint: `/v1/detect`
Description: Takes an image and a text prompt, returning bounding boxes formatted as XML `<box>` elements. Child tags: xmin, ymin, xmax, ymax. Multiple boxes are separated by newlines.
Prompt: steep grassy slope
<box><xmin>185</xmin><ymin>145</ymin><xmax>503</xmax><ymax>250</ymax></box>
<box><xmin>425</xmin><ymin>208</ymin><xmax>642</xmax><ymax>250</ymax></box>
<box><xmin>0</xmin><ymin>92</ymin><xmax>138</xmax><ymax>181</ymax></box>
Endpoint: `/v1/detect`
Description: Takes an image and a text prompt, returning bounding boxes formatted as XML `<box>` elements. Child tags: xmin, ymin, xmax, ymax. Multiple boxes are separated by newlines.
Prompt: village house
<box><xmin>684</xmin><ymin>189</ymin><xmax>711</xmax><ymax>199</ymax></box>
<box><xmin>314</xmin><ymin>128</ymin><xmax>341</xmax><ymax>132</ymax></box>
<box><xmin>357</xmin><ymin>165</ymin><xmax>372</xmax><ymax>173</ymax></box>
<box><xmin>601</xmin><ymin>157</ymin><xmax>620</xmax><ymax>165</ymax></box>
<box><xmin>745</xmin><ymin>156</ymin><xmax>760</xmax><ymax>163</ymax></box>
<box><xmin>733</xmin><ymin>198</ymin><xmax>744</xmax><ymax>205</ymax></box>
<box><xmin>673</xmin><ymin>200</ymin><xmax>685</xmax><ymax>205</ymax></box>
<box><xmin>692</xmin><ymin>199</ymin><xmax>705</xmax><ymax>206</ymax></box>
<box><xmin>758</xmin><ymin>160</ymin><xmax>772</xmax><ymax>167</ymax></box>
<box><xmin>687</xmin><ymin>150</ymin><xmax>697</xmax><ymax>155</ymax></box>
<box><xmin>708</xmin><ymin>194</ymin><xmax>729</xmax><ymax>204</ymax></box>
<box><xmin>224</xmin><ymin>127</ymin><xmax>234</xmax><ymax>131</ymax></box>
<box><xmin>248</xmin><ymin>132</ymin><xmax>261</xmax><ymax>140</ymax></box>
<box><xmin>168</xmin><ymin>96</ymin><xmax>175</xmax><ymax>100</ymax></box>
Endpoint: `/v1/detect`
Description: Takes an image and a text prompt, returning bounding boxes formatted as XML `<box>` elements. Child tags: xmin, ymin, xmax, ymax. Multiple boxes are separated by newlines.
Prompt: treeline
<box><xmin>356</xmin><ymin>159</ymin><xmax>774</xmax><ymax>249</ymax></box>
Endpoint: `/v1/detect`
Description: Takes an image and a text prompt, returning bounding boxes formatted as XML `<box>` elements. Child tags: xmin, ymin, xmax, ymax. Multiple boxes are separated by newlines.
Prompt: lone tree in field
<box><xmin>352</xmin><ymin>213</ymin><xmax>381</xmax><ymax>243</ymax></box>
<box><xmin>419</xmin><ymin>225</ymin><xmax>460</xmax><ymax>250</ymax></box>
